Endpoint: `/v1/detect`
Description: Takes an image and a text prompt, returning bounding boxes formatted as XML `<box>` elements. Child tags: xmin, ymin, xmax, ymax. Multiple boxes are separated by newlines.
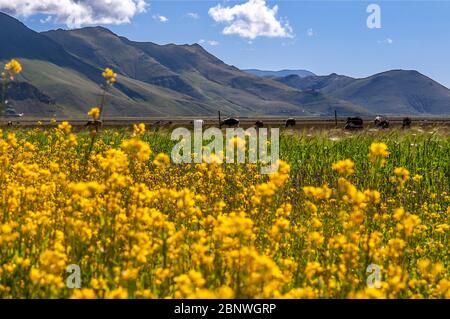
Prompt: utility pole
<box><xmin>218</xmin><ymin>110</ymin><xmax>221</xmax><ymax>128</ymax></box>
<box><xmin>335</xmin><ymin>110</ymin><xmax>338</xmax><ymax>127</ymax></box>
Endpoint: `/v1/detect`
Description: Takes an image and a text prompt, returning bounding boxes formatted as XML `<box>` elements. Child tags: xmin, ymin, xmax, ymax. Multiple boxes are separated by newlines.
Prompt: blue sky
<box><xmin>5</xmin><ymin>1</ymin><xmax>450</xmax><ymax>87</ymax></box>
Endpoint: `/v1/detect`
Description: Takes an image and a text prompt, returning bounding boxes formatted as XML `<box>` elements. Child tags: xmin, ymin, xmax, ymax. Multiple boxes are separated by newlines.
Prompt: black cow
<box><xmin>345</xmin><ymin>117</ymin><xmax>364</xmax><ymax>130</ymax></box>
<box><xmin>221</xmin><ymin>118</ymin><xmax>240</xmax><ymax>128</ymax></box>
<box><xmin>402</xmin><ymin>117</ymin><xmax>412</xmax><ymax>129</ymax></box>
<box><xmin>255</xmin><ymin>120</ymin><xmax>264</xmax><ymax>128</ymax></box>
<box><xmin>374</xmin><ymin>116</ymin><xmax>390</xmax><ymax>129</ymax></box>
<box><xmin>285</xmin><ymin>118</ymin><xmax>296</xmax><ymax>128</ymax></box>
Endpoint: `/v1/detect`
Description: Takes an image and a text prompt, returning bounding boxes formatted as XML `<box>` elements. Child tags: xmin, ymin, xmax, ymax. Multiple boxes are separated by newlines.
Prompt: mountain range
<box><xmin>1</xmin><ymin>12</ymin><xmax>450</xmax><ymax>117</ymax></box>
<box><xmin>275</xmin><ymin>71</ymin><xmax>450</xmax><ymax>115</ymax></box>
<box><xmin>243</xmin><ymin>69</ymin><xmax>316</xmax><ymax>78</ymax></box>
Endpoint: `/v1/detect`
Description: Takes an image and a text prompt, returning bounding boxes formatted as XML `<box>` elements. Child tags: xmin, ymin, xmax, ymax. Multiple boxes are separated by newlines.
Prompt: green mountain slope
<box><xmin>42</xmin><ymin>25</ymin><xmax>365</xmax><ymax>116</ymax></box>
<box><xmin>4</xmin><ymin>11</ymin><xmax>449</xmax><ymax>117</ymax></box>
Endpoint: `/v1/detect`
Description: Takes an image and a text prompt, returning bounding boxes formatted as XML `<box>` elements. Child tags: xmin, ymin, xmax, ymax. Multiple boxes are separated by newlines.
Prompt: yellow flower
<box><xmin>69</xmin><ymin>181</ymin><xmax>105</xmax><ymax>197</ymax></box>
<box><xmin>332</xmin><ymin>159</ymin><xmax>355</xmax><ymax>175</ymax></box>
<box><xmin>417</xmin><ymin>259</ymin><xmax>430</xmax><ymax>274</ymax></box>
<box><xmin>268</xmin><ymin>160</ymin><xmax>290</xmax><ymax>188</ymax></box>
<box><xmin>105</xmin><ymin>287</ymin><xmax>128</xmax><ymax>299</ymax></box>
<box><xmin>153</xmin><ymin>153</ymin><xmax>170</xmax><ymax>167</ymax></box>
<box><xmin>121</xmin><ymin>138</ymin><xmax>152</xmax><ymax>162</ymax></box>
<box><xmin>88</xmin><ymin>107</ymin><xmax>101</xmax><ymax>121</ymax></box>
<box><xmin>368</xmin><ymin>142</ymin><xmax>389</xmax><ymax>164</ymax></box>
<box><xmin>394</xmin><ymin>167</ymin><xmax>410</xmax><ymax>187</ymax></box>
<box><xmin>413</xmin><ymin>174</ymin><xmax>423</xmax><ymax>182</ymax></box>
<box><xmin>6</xmin><ymin>133</ymin><xmax>17</xmax><ymax>147</ymax></box>
<box><xmin>102</xmin><ymin>67</ymin><xmax>117</xmax><ymax>85</ymax></box>
<box><xmin>393</xmin><ymin>207</ymin><xmax>405</xmax><ymax>221</ymax></box>
<box><xmin>4</xmin><ymin>59</ymin><xmax>22</xmax><ymax>79</ymax></box>
<box><xmin>397</xmin><ymin>214</ymin><xmax>421</xmax><ymax>237</ymax></box>
<box><xmin>303</xmin><ymin>185</ymin><xmax>332</xmax><ymax>201</ymax></box>
<box><xmin>57</xmin><ymin>121</ymin><xmax>72</xmax><ymax>134</ymax></box>
<box><xmin>133</xmin><ymin>123</ymin><xmax>146</xmax><ymax>136</ymax></box>
<box><xmin>304</xmin><ymin>261</ymin><xmax>323</xmax><ymax>280</ymax></box>
<box><xmin>364</xmin><ymin>189</ymin><xmax>381</xmax><ymax>204</ymax></box>
<box><xmin>435</xmin><ymin>223</ymin><xmax>449</xmax><ymax>234</ymax></box>
<box><xmin>71</xmin><ymin>289</ymin><xmax>97</xmax><ymax>299</ymax></box>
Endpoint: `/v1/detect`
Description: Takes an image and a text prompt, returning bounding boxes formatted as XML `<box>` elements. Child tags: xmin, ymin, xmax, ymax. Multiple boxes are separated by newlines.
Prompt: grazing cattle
<box><xmin>402</xmin><ymin>117</ymin><xmax>412</xmax><ymax>129</ymax></box>
<box><xmin>344</xmin><ymin>117</ymin><xmax>364</xmax><ymax>130</ymax></box>
<box><xmin>7</xmin><ymin>121</ymin><xmax>13</xmax><ymax>127</ymax></box>
<box><xmin>255</xmin><ymin>120</ymin><xmax>264</xmax><ymax>128</ymax></box>
<box><xmin>285</xmin><ymin>118</ymin><xmax>296</xmax><ymax>128</ymax></box>
<box><xmin>374</xmin><ymin>116</ymin><xmax>390</xmax><ymax>129</ymax></box>
<box><xmin>221</xmin><ymin>118</ymin><xmax>240</xmax><ymax>128</ymax></box>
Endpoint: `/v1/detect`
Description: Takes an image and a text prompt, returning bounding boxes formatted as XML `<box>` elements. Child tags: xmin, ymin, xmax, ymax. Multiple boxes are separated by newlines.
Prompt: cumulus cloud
<box><xmin>208</xmin><ymin>0</ymin><xmax>293</xmax><ymax>40</ymax></box>
<box><xmin>153</xmin><ymin>14</ymin><xmax>168</xmax><ymax>23</ymax></box>
<box><xmin>0</xmin><ymin>0</ymin><xmax>147</xmax><ymax>28</ymax></box>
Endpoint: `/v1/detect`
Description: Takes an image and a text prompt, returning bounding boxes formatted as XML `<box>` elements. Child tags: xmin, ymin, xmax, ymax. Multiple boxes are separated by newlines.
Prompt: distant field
<box><xmin>2</xmin><ymin>116</ymin><xmax>450</xmax><ymax>128</ymax></box>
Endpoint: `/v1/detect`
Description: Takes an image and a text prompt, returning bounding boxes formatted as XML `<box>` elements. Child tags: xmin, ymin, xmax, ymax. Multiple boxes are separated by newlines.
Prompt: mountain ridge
<box><xmin>1</xmin><ymin>12</ymin><xmax>450</xmax><ymax>117</ymax></box>
<box><xmin>276</xmin><ymin>71</ymin><xmax>450</xmax><ymax>115</ymax></box>
<box><xmin>244</xmin><ymin>69</ymin><xmax>316</xmax><ymax>79</ymax></box>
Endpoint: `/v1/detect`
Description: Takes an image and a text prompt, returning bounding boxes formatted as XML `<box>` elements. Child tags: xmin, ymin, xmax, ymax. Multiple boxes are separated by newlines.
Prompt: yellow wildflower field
<box><xmin>0</xmin><ymin>124</ymin><xmax>448</xmax><ymax>299</ymax></box>
<box><xmin>0</xmin><ymin>60</ymin><xmax>449</xmax><ymax>299</ymax></box>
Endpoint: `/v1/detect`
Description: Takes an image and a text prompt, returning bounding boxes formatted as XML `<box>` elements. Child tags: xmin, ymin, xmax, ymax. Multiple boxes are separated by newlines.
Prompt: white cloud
<box><xmin>187</xmin><ymin>12</ymin><xmax>199</xmax><ymax>19</ymax></box>
<box><xmin>208</xmin><ymin>0</ymin><xmax>293</xmax><ymax>40</ymax></box>
<box><xmin>40</xmin><ymin>16</ymin><xmax>53</xmax><ymax>24</ymax></box>
<box><xmin>199</xmin><ymin>39</ymin><xmax>220</xmax><ymax>46</ymax></box>
<box><xmin>0</xmin><ymin>0</ymin><xmax>147</xmax><ymax>28</ymax></box>
<box><xmin>378</xmin><ymin>38</ymin><xmax>394</xmax><ymax>45</ymax></box>
<box><xmin>153</xmin><ymin>14</ymin><xmax>168</xmax><ymax>23</ymax></box>
<box><xmin>306</xmin><ymin>28</ymin><xmax>315</xmax><ymax>37</ymax></box>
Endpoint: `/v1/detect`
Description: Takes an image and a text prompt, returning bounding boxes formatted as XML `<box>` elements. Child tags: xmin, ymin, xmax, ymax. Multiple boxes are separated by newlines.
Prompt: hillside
<box><xmin>1</xmin><ymin>12</ymin><xmax>450</xmax><ymax>117</ymax></box>
<box><xmin>0</xmin><ymin>12</ymin><xmax>367</xmax><ymax>117</ymax></box>
<box><xmin>43</xmin><ymin>26</ymin><xmax>363</xmax><ymax>116</ymax></box>
<box><xmin>276</xmin><ymin>71</ymin><xmax>450</xmax><ymax>115</ymax></box>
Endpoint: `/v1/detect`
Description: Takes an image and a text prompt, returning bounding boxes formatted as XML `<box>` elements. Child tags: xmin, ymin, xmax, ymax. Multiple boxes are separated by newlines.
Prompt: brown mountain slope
<box><xmin>276</xmin><ymin>71</ymin><xmax>450</xmax><ymax>115</ymax></box>
<box><xmin>1</xmin><ymin>12</ymin><xmax>372</xmax><ymax>117</ymax></box>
